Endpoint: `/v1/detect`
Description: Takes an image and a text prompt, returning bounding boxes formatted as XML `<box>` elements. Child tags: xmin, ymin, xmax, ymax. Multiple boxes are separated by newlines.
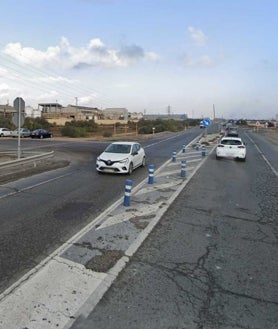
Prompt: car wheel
<box><xmin>128</xmin><ymin>163</ymin><xmax>133</xmax><ymax>175</ymax></box>
<box><xmin>216</xmin><ymin>155</ymin><xmax>220</xmax><ymax>160</ymax></box>
<box><xmin>141</xmin><ymin>156</ymin><xmax>146</xmax><ymax>167</ymax></box>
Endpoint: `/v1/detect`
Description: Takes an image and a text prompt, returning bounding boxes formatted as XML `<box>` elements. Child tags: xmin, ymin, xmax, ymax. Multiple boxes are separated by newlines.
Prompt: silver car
<box><xmin>12</xmin><ymin>128</ymin><xmax>31</xmax><ymax>138</ymax></box>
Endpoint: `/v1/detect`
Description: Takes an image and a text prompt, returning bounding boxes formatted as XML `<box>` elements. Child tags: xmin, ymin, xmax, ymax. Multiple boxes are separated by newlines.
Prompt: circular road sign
<box><xmin>201</xmin><ymin>118</ymin><xmax>211</xmax><ymax>127</ymax></box>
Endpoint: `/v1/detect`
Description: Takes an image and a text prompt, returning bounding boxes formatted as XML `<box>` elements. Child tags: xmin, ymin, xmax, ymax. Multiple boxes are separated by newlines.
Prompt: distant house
<box><xmin>25</xmin><ymin>106</ymin><xmax>41</xmax><ymax>118</ymax></box>
<box><xmin>0</xmin><ymin>104</ymin><xmax>17</xmax><ymax>118</ymax></box>
<box><xmin>39</xmin><ymin>103</ymin><xmax>102</xmax><ymax>124</ymax></box>
<box><xmin>102</xmin><ymin>108</ymin><xmax>129</xmax><ymax>120</ymax></box>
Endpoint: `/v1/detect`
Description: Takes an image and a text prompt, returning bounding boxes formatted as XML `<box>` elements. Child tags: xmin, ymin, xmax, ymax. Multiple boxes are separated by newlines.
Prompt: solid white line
<box><xmin>0</xmin><ymin>172</ymin><xmax>73</xmax><ymax>200</ymax></box>
<box><xmin>245</xmin><ymin>133</ymin><xmax>277</xmax><ymax>177</ymax></box>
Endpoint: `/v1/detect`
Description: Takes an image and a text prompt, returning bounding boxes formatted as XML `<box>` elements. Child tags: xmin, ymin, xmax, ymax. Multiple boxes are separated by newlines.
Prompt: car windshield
<box><xmin>221</xmin><ymin>139</ymin><xmax>242</xmax><ymax>146</ymax></box>
<box><xmin>105</xmin><ymin>144</ymin><xmax>131</xmax><ymax>154</ymax></box>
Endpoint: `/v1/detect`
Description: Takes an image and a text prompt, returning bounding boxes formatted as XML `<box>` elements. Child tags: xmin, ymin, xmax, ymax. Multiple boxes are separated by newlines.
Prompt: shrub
<box><xmin>61</xmin><ymin>126</ymin><xmax>88</xmax><ymax>137</ymax></box>
<box><xmin>103</xmin><ymin>131</ymin><xmax>112</xmax><ymax>137</ymax></box>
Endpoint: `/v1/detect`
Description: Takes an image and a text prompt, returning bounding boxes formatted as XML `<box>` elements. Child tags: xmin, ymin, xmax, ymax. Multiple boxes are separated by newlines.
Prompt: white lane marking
<box><xmin>135</xmin><ymin>181</ymin><xmax>181</xmax><ymax>195</ymax></box>
<box><xmin>144</xmin><ymin>133</ymin><xmax>186</xmax><ymax>148</ymax></box>
<box><xmin>156</xmin><ymin>166</ymin><xmax>195</xmax><ymax>177</ymax></box>
<box><xmin>0</xmin><ymin>256</ymin><xmax>106</xmax><ymax>329</ymax></box>
<box><xmin>245</xmin><ymin>133</ymin><xmax>277</xmax><ymax>177</ymax></box>
<box><xmin>0</xmin><ymin>172</ymin><xmax>73</xmax><ymax>200</ymax></box>
<box><xmin>96</xmin><ymin>203</ymin><xmax>161</xmax><ymax>230</ymax></box>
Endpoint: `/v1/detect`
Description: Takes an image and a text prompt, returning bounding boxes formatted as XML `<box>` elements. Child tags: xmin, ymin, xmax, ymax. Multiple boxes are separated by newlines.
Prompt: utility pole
<box><xmin>75</xmin><ymin>97</ymin><xmax>78</xmax><ymax>106</ymax></box>
<box><xmin>213</xmin><ymin>104</ymin><xmax>216</xmax><ymax>121</ymax></box>
<box><xmin>167</xmin><ymin>105</ymin><xmax>171</xmax><ymax>117</ymax></box>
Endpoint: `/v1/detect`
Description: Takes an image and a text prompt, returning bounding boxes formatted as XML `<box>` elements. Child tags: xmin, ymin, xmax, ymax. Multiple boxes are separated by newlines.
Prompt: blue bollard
<box><xmin>181</xmin><ymin>159</ymin><xmax>186</xmax><ymax>177</ymax></box>
<box><xmin>195</xmin><ymin>142</ymin><xmax>200</xmax><ymax>151</ymax></box>
<box><xmin>182</xmin><ymin>144</ymin><xmax>186</xmax><ymax>153</ymax></box>
<box><xmin>201</xmin><ymin>145</ymin><xmax>206</xmax><ymax>157</ymax></box>
<box><xmin>123</xmin><ymin>179</ymin><xmax>133</xmax><ymax>206</ymax></box>
<box><xmin>172</xmin><ymin>150</ymin><xmax>177</xmax><ymax>162</ymax></box>
<box><xmin>148</xmin><ymin>164</ymin><xmax>155</xmax><ymax>184</ymax></box>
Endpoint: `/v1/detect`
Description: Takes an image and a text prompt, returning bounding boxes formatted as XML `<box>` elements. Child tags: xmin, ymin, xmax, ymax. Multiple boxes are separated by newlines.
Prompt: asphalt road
<box><xmin>0</xmin><ymin>127</ymin><xmax>202</xmax><ymax>294</ymax></box>
<box><xmin>70</xmin><ymin>129</ymin><xmax>278</xmax><ymax>329</ymax></box>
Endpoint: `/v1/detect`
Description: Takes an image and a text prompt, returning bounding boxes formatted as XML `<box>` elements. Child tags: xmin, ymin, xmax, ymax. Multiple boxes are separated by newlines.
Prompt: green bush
<box><xmin>64</xmin><ymin>120</ymin><xmax>98</xmax><ymax>132</ymax></box>
<box><xmin>61</xmin><ymin>126</ymin><xmax>88</xmax><ymax>137</ymax></box>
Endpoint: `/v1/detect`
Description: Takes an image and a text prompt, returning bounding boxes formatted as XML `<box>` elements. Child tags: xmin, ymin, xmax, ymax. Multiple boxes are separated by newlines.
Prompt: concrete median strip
<box><xmin>0</xmin><ymin>139</ymin><xmax>218</xmax><ymax>329</ymax></box>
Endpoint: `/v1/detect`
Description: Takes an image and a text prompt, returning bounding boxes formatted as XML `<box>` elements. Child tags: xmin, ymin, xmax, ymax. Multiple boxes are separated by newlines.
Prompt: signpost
<box><xmin>13</xmin><ymin>97</ymin><xmax>25</xmax><ymax>159</ymax></box>
<box><xmin>200</xmin><ymin>118</ymin><xmax>211</xmax><ymax>127</ymax></box>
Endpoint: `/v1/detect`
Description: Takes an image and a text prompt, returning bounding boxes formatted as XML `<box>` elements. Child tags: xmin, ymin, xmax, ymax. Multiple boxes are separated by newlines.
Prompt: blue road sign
<box><xmin>201</xmin><ymin>118</ymin><xmax>211</xmax><ymax>127</ymax></box>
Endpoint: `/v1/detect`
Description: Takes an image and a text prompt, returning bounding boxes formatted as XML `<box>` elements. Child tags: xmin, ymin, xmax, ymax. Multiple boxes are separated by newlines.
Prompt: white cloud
<box><xmin>0</xmin><ymin>67</ymin><xmax>8</xmax><ymax>77</ymax></box>
<box><xmin>188</xmin><ymin>26</ymin><xmax>208</xmax><ymax>46</ymax></box>
<box><xmin>0</xmin><ymin>82</ymin><xmax>11</xmax><ymax>98</ymax></box>
<box><xmin>3</xmin><ymin>37</ymin><xmax>158</xmax><ymax>69</ymax></box>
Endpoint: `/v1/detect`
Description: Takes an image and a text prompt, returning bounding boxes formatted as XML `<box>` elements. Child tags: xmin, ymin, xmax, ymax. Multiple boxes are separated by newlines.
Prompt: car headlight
<box><xmin>119</xmin><ymin>158</ymin><xmax>129</xmax><ymax>165</ymax></box>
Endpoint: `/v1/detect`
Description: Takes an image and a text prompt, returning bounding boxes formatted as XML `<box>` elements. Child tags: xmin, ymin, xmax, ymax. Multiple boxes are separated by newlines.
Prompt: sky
<box><xmin>0</xmin><ymin>0</ymin><xmax>277</xmax><ymax>120</ymax></box>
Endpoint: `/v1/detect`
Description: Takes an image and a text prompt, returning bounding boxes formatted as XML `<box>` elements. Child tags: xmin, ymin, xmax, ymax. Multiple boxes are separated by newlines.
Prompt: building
<box><xmin>25</xmin><ymin>106</ymin><xmax>41</xmax><ymax>118</ymax></box>
<box><xmin>39</xmin><ymin>103</ymin><xmax>103</xmax><ymax>125</ymax></box>
<box><xmin>0</xmin><ymin>104</ymin><xmax>17</xmax><ymax>118</ymax></box>
<box><xmin>102</xmin><ymin>108</ymin><xmax>129</xmax><ymax>120</ymax></box>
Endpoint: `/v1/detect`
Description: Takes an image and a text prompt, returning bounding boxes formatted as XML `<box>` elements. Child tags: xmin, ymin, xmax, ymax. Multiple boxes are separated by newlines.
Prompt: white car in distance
<box><xmin>0</xmin><ymin>128</ymin><xmax>12</xmax><ymax>137</ymax></box>
<box><xmin>216</xmin><ymin>137</ymin><xmax>246</xmax><ymax>161</ymax></box>
<box><xmin>96</xmin><ymin>141</ymin><xmax>146</xmax><ymax>174</ymax></box>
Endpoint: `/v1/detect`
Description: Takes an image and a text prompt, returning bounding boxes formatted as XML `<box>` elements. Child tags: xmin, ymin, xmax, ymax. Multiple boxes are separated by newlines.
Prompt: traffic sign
<box><xmin>201</xmin><ymin>118</ymin><xmax>211</xmax><ymax>127</ymax></box>
<box><xmin>13</xmin><ymin>97</ymin><xmax>25</xmax><ymax>127</ymax></box>
<box><xmin>13</xmin><ymin>97</ymin><xmax>25</xmax><ymax>113</ymax></box>
<box><xmin>12</xmin><ymin>113</ymin><xmax>25</xmax><ymax>126</ymax></box>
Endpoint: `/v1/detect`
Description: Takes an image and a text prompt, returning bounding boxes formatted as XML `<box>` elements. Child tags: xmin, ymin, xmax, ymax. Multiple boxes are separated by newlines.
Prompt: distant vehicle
<box><xmin>200</xmin><ymin>122</ymin><xmax>205</xmax><ymax>128</ymax></box>
<box><xmin>216</xmin><ymin>136</ymin><xmax>246</xmax><ymax>161</ymax></box>
<box><xmin>225</xmin><ymin>126</ymin><xmax>238</xmax><ymax>137</ymax></box>
<box><xmin>31</xmin><ymin>129</ymin><xmax>53</xmax><ymax>139</ymax></box>
<box><xmin>0</xmin><ymin>128</ymin><xmax>12</xmax><ymax>137</ymax></box>
<box><xmin>96</xmin><ymin>141</ymin><xmax>146</xmax><ymax>174</ymax></box>
<box><xmin>12</xmin><ymin>128</ymin><xmax>31</xmax><ymax>138</ymax></box>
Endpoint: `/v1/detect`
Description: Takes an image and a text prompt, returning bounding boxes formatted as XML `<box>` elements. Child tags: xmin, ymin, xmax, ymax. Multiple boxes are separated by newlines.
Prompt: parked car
<box><xmin>31</xmin><ymin>129</ymin><xmax>53</xmax><ymax>139</ymax></box>
<box><xmin>96</xmin><ymin>141</ymin><xmax>146</xmax><ymax>174</ymax></box>
<box><xmin>12</xmin><ymin>128</ymin><xmax>31</xmax><ymax>138</ymax></box>
<box><xmin>0</xmin><ymin>128</ymin><xmax>12</xmax><ymax>137</ymax></box>
<box><xmin>216</xmin><ymin>137</ymin><xmax>246</xmax><ymax>161</ymax></box>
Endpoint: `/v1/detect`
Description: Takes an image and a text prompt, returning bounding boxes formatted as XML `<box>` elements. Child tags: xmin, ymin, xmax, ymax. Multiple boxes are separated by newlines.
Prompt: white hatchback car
<box><xmin>216</xmin><ymin>137</ymin><xmax>246</xmax><ymax>161</ymax></box>
<box><xmin>0</xmin><ymin>127</ymin><xmax>12</xmax><ymax>137</ymax></box>
<box><xmin>96</xmin><ymin>141</ymin><xmax>146</xmax><ymax>174</ymax></box>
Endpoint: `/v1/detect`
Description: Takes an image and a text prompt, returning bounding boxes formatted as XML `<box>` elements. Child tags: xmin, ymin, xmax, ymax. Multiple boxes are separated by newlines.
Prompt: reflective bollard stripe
<box><xmin>148</xmin><ymin>164</ymin><xmax>155</xmax><ymax>184</ymax></box>
<box><xmin>123</xmin><ymin>179</ymin><xmax>133</xmax><ymax>206</ymax></box>
<box><xmin>181</xmin><ymin>159</ymin><xmax>186</xmax><ymax>177</ymax></box>
<box><xmin>201</xmin><ymin>145</ymin><xmax>206</xmax><ymax>157</ymax></box>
